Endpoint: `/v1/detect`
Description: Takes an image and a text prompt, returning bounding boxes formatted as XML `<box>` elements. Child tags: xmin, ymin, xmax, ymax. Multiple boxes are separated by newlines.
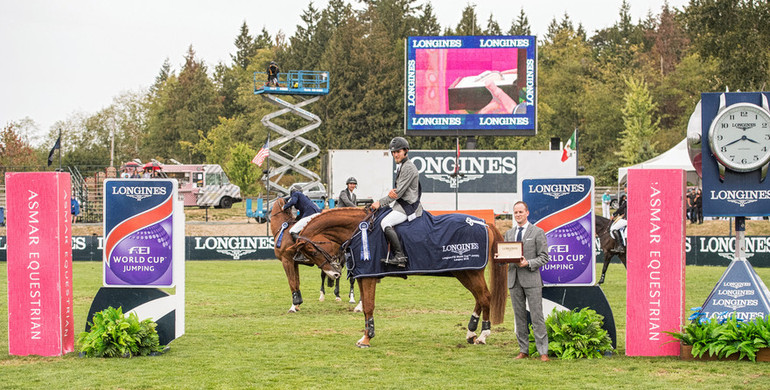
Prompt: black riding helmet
<box><xmin>346</xmin><ymin>177</ymin><xmax>357</xmax><ymax>185</ymax></box>
<box><xmin>389</xmin><ymin>136</ymin><xmax>409</xmax><ymax>153</ymax></box>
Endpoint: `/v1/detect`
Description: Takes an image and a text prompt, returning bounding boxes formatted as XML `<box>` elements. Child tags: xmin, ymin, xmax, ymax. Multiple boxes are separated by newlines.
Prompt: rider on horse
<box><xmin>370</xmin><ymin>136</ymin><xmax>423</xmax><ymax>268</ymax></box>
<box><xmin>284</xmin><ymin>185</ymin><xmax>322</xmax><ymax>242</ymax></box>
<box><xmin>609</xmin><ymin>194</ymin><xmax>627</xmax><ymax>253</ymax></box>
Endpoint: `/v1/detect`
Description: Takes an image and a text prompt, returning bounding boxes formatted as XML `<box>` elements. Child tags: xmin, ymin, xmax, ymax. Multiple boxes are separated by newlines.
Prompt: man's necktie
<box><xmin>516</xmin><ymin>226</ymin><xmax>523</xmax><ymax>242</ymax></box>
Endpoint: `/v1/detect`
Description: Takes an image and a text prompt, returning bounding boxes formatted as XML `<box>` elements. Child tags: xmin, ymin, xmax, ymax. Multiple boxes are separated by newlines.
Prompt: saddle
<box><xmin>345</xmin><ymin>209</ymin><xmax>490</xmax><ymax>278</ymax></box>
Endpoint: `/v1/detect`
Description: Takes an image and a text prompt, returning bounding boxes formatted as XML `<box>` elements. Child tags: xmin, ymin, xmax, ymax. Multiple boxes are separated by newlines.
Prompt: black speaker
<box><xmin>550</xmin><ymin>137</ymin><xmax>561</xmax><ymax>150</ymax></box>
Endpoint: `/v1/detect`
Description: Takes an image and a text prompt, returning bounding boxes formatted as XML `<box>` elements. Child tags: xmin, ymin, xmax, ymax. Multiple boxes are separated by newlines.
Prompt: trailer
<box><xmin>160</xmin><ymin>164</ymin><xmax>242</xmax><ymax>208</ymax></box>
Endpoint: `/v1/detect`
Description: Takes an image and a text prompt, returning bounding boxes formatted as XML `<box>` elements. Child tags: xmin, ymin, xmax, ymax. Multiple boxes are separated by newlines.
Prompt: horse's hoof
<box><xmin>335</xmin><ymin>297</ymin><xmax>342</xmax><ymax>302</ymax></box>
<box><xmin>467</xmin><ymin>336</ymin><xmax>477</xmax><ymax>344</ymax></box>
<box><xmin>319</xmin><ymin>294</ymin><xmax>325</xmax><ymax>302</ymax></box>
<box><xmin>356</xmin><ymin>342</ymin><xmax>370</xmax><ymax>348</ymax></box>
<box><xmin>353</xmin><ymin>302</ymin><xmax>363</xmax><ymax>312</ymax></box>
<box><xmin>474</xmin><ymin>338</ymin><xmax>486</xmax><ymax>345</ymax></box>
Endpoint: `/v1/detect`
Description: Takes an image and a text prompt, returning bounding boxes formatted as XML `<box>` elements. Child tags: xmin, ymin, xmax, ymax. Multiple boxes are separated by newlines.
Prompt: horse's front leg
<box><xmin>319</xmin><ymin>271</ymin><xmax>326</xmax><ymax>302</ymax></box>
<box><xmin>334</xmin><ymin>278</ymin><xmax>342</xmax><ymax>302</ymax></box>
<box><xmin>599</xmin><ymin>253</ymin><xmax>611</xmax><ymax>284</ymax></box>
<box><xmin>281</xmin><ymin>258</ymin><xmax>303</xmax><ymax>313</ymax></box>
<box><xmin>349</xmin><ymin>278</ymin><xmax>358</xmax><ymax>305</ymax></box>
<box><xmin>356</xmin><ymin>278</ymin><xmax>376</xmax><ymax>348</ymax></box>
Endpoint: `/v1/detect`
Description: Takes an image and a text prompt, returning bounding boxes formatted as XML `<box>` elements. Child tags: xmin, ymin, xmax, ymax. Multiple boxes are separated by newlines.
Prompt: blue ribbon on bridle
<box><xmin>359</xmin><ymin>221</ymin><xmax>370</xmax><ymax>261</ymax></box>
<box><xmin>276</xmin><ymin>222</ymin><xmax>289</xmax><ymax>248</ymax></box>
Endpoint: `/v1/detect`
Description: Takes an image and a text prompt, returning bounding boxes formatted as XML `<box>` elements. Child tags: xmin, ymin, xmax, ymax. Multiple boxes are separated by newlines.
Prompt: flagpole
<box><xmin>574</xmin><ymin>128</ymin><xmax>578</xmax><ymax>176</ymax></box>
<box><xmin>455</xmin><ymin>136</ymin><xmax>459</xmax><ymax>210</ymax></box>
<box><xmin>265</xmin><ymin>132</ymin><xmax>271</xmax><ymax>236</ymax></box>
<box><xmin>57</xmin><ymin>128</ymin><xmax>62</xmax><ymax>171</ymax></box>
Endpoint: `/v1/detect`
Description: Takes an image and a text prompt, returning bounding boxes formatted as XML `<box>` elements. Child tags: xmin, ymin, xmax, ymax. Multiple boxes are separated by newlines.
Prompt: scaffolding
<box><xmin>254</xmin><ymin>70</ymin><xmax>330</xmax><ymax>197</ymax></box>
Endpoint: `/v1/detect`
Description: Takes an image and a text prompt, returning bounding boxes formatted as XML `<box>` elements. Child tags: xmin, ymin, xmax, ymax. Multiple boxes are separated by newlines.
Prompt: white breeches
<box><xmin>289</xmin><ymin>213</ymin><xmax>321</xmax><ymax>234</ymax></box>
<box><xmin>380</xmin><ymin>210</ymin><xmax>407</xmax><ymax>230</ymax></box>
<box><xmin>610</xmin><ymin>218</ymin><xmax>627</xmax><ymax>244</ymax></box>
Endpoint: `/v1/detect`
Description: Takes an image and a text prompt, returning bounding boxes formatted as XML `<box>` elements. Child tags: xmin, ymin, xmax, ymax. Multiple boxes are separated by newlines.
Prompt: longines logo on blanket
<box><xmin>442</xmin><ymin>242</ymin><xmax>479</xmax><ymax>256</ymax></box>
<box><xmin>527</xmin><ymin>183</ymin><xmax>585</xmax><ymax>199</ymax></box>
<box><xmin>709</xmin><ymin>190</ymin><xmax>770</xmax><ymax>207</ymax></box>
<box><xmin>111</xmin><ymin>186</ymin><xmax>167</xmax><ymax>201</ymax></box>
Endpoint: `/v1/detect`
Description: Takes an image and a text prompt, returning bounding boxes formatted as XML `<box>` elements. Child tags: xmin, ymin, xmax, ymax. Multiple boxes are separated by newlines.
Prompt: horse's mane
<box><xmin>301</xmin><ymin>208</ymin><xmax>368</xmax><ymax>239</ymax></box>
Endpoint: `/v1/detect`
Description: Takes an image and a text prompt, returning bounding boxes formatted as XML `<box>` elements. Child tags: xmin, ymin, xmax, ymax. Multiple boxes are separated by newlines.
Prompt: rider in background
<box><xmin>370</xmin><ymin>137</ymin><xmax>422</xmax><ymax>267</ymax></box>
<box><xmin>610</xmin><ymin>194</ymin><xmax>627</xmax><ymax>252</ymax></box>
<box><xmin>337</xmin><ymin>177</ymin><xmax>358</xmax><ymax>207</ymax></box>
<box><xmin>284</xmin><ymin>185</ymin><xmax>321</xmax><ymax>241</ymax></box>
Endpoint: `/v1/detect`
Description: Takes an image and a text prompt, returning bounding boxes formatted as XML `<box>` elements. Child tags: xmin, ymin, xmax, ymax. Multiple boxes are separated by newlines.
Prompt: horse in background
<box><xmin>289</xmin><ymin>208</ymin><xmax>508</xmax><ymax>348</ymax></box>
<box><xmin>595</xmin><ymin>215</ymin><xmax>627</xmax><ymax>284</ymax></box>
<box><xmin>320</xmin><ymin>271</ymin><xmax>356</xmax><ymax>304</ymax></box>
<box><xmin>270</xmin><ymin>197</ymin><xmax>343</xmax><ymax>312</ymax></box>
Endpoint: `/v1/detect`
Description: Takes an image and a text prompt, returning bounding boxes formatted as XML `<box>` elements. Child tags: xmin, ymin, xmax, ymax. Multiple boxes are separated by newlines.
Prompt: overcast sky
<box><xmin>0</xmin><ymin>0</ymin><xmax>688</xmax><ymax>145</ymax></box>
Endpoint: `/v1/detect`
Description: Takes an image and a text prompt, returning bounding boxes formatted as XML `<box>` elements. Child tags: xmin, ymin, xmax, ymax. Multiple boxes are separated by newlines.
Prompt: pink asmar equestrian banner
<box><xmin>626</xmin><ymin>169</ymin><xmax>685</xmax><ymax>356</ymax></box>
<box><xmin>6</xmin><ymin>172</ymin><xmax>74</xmax><ymax>356</ymax></box>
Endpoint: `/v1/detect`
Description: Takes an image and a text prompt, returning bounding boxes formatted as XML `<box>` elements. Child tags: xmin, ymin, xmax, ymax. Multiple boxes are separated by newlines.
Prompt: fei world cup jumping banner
<box><xmin>103</xmin><ymin>179</ymin><xmax>176</xmax><ymax>287</ymax></box>
<box><xmin>522</xmin><ymin>177</ymin><xmax>595</xmax><ymax>286</ymax></box>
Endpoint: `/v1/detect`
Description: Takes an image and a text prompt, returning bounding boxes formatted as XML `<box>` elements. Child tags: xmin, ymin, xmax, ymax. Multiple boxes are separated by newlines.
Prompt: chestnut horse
<box><xmin>270</xmin><ymin>197</ymin><xmax>343</xmax><ymax>312</ymax></box>
<box><xmin>595</xmin><ymin>215</ymin><xmax>627</xmax><ymax>284</ymax></box>
<box><xmin>288</xmin><ymin>208</ymin><xmax>507</xmax><ymax>348</ymax></box>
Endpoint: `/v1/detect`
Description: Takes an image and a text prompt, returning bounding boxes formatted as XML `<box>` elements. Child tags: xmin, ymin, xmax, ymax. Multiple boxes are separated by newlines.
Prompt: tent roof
<box><xmin>618</xmin><ymin>139</ymin><xmax>699</xmax><ymax>185</ymax></box>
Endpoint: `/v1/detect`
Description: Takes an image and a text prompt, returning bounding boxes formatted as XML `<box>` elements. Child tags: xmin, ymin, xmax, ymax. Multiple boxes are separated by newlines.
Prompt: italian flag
<box><xmin>561</xmin><ymin>129</ymin><xmax>577</xmax><ymax>162</ymax></box>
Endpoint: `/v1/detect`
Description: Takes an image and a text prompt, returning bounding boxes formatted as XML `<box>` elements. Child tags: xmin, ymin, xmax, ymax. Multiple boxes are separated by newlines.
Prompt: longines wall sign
<box><xmin>1</xmin><ymin>235</ymin><xmax>769</xmax><ymax>265</ymax></box>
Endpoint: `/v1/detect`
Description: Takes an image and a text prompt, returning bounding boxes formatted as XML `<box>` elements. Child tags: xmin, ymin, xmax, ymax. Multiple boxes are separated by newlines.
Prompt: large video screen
<box><xmin>405</xmin><ymin>36</ymin><xmax>537</xmax><ymax>136</ymax></box>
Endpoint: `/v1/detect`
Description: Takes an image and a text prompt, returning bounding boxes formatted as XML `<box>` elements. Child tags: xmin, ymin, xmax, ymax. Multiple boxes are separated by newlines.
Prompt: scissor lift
<box><xmin>254</xmin><ymin>70</ymin><xmax>330</xmax><ymax>197</ymax></box>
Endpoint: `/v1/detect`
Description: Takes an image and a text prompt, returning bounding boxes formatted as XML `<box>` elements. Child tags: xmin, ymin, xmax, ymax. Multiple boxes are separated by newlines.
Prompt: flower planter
<box><xmin>680</xmin><ymin>344</ymin><xmax>770</xmax><ymax>362</ymax></box>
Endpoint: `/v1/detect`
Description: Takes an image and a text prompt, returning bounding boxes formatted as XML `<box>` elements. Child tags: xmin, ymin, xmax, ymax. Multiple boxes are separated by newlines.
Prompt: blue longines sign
<box><xmin>523</xmin><ymin>177</ymin><xmax>595</xmax><ymax>286</ymax></box>
<box><xmin>103</xmin><ymin>179</ymin><xmax>176</xmax><ymax>287</ymax></box>
<box><xmin>701</xmin><ymin>92</ymin><xmax>770</xmax><ymax>216</ymax></box>
<box><xmin>698</xmin><ymin>259</ymin><xmax>770</xmax><ymax>322</ymax></box>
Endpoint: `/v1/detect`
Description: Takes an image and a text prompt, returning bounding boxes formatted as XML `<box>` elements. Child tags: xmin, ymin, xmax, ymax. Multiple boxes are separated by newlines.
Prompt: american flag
<box><xmin>252</xmin><ymin>142</ymin><xmax>270</xmax><ymax>166</ymax></box>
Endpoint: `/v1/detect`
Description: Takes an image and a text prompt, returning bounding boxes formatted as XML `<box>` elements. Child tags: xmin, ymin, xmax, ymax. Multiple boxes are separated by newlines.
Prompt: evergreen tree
<box><xmin>508</xmin><ymin>8</ymin><xmax>532</xmax><ymax>35</ymax></box>
<box><xmin>485</xmin><ymin>14</ymin><xmax>502</xmax><ymax>35</ymax></box>
<box><xmin>453</xmin><ymin>5</ymin><xmax>482</xmax><ymax>35</ymax></box>
<box><xmin>232</xmin><ymin>21</ymin><xmax>257</xmax><ymax>70</ymax></box>
<box><xmin>415</xmin><ymin>2</ymin><xmax>441</xmax><ymax>36</ymax></box>
<box><xmin>617</xmin><ymin>76</ymin><xmax>660</xmax><ymax>165</ymax></box>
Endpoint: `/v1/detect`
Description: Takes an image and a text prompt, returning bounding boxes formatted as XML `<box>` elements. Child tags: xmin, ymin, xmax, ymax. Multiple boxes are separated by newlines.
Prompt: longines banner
<box><xmin>4</xmin><ymin>234</ymin><xmax>770</xmax><ymax>264</ymax></box>
<box><xmin>404</xmin><ymin>151</ymin><xmax>517</xmax><ymax>193</ymax></box>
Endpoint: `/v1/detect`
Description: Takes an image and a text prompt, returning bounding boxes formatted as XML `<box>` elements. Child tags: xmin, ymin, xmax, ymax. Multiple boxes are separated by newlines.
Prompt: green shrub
<box><xmin>665</xmin><ymin>311</ymin><xmax>770</xmax><ymax>362</ymax></box>
<box><xmin>77</xmin><ymin>306</ymin><xmax>164</xmax><ymax>358</ymax></box>
<box><xmin>529</xmin><ymin>307</ymin><xmax>613</xmax><ymax>359</ymax></box>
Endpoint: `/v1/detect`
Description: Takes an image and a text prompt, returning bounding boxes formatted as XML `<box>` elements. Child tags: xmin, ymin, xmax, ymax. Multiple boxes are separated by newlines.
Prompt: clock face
<box><xmin>708</xmin><ymin>102</ymin><xmax>770</xmax><ymax>172</ymax></box>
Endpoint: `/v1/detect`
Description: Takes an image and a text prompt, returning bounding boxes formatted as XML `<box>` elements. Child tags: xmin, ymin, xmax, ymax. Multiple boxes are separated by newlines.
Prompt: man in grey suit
<box><xmin>506</xmin><ymin>200</ymin><xmax>550</xmax><ymax>361</ymax></box>
<box><xmin>370</xmin><ymin>136</ymin><xmax>423</xmax><ymax>267</ymax></box>
<box><xmin>337</xmin><ymin>177</ymin><xmax>358</xmax><ymax>207</ymax></box>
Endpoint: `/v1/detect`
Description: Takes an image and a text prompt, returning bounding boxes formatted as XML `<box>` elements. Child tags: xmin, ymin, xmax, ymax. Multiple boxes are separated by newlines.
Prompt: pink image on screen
<box><xmin>415</xmin><ymin>48</ymin><xmax>519</xmax><ymax>114</ymax></box>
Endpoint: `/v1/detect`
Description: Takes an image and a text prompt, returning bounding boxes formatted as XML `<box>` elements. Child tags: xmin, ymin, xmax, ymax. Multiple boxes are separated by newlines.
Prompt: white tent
<box><xmin>617</xmin><ymin>138</ymin><xmax>700</xmax><ymax>185</ymax></box>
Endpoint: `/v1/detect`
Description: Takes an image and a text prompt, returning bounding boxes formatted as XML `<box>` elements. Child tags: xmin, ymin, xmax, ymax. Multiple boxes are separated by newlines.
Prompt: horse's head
<box><xmin>291</xmin><ymin>235</ymin><xmax>343</xmax><ymax>280</ymax></box>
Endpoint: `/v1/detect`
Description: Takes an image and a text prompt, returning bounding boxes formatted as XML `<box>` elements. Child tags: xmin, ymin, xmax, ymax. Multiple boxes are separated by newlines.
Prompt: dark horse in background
<box><xmin>271</xmin><ymin>198</ymin><xmax>344</xmax><ymax>313</ymax></box>
<box><xmin>289</xmin><ymin>207</ymin><xmax>508</xmax><ymax>348</ymax></box>
<box><xmin>595</xmin><ymin>215</ymin><xmax>627</xmax><ymax>284</ymax></box>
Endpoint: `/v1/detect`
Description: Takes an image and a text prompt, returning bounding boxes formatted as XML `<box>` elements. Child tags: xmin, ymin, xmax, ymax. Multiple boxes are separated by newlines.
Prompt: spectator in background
<box><xmin>601</xmin><ymin>190</ymin><xmax>611</xmax><ymax>218</ymax></box>
<box><xmin>267</xmin><ymin>61</ymin><xmax>279</xmax><ymax>87</ymax></box>
<box><xmin>686</xmin><ymin>188</ymin><xmax>694</xmax><ymax>222</ymax></box>
<box><xmin>71</xmin><ymin>197</ymin><xmax>80</xmax><ymax>223</ymax></box>
<box><xmin>694</xmin><ymin>188</ymin><xmax>703</xmax><ymax>224</ymax></box>
<box><xmin>337</xmin><ymin>177</ymin><xmax>358</xmax><ymax>207</ymax></box>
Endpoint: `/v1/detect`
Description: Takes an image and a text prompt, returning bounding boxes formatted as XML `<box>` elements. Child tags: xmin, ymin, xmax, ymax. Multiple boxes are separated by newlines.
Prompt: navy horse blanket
<box><xmin>345</xmin><ymin>209</ymin><xmax>489</xmax><ymax>279</ymax></box>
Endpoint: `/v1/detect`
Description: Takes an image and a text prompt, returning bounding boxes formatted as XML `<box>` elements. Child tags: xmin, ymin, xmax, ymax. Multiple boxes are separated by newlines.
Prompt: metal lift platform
<box><xmin>254</xmin><ymin>69</ymin><xmax>330</xmax><ymax>202</ymax></box>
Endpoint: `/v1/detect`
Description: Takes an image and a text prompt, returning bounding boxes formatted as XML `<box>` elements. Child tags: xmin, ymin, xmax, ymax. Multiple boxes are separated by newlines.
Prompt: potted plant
<box><xmin>529</xmin><ymin>307</ymin><xmax>614</xmax><ymax>359</ymax></box>
<box><xmin>665</xmin><ymin>309</ymin><xmax>770</xmax><ymax>362</ymax></box>
<box><xmin>77</xmin><ymin>306</ymin><xmax>166</xmax><ymax>358</ymax></box>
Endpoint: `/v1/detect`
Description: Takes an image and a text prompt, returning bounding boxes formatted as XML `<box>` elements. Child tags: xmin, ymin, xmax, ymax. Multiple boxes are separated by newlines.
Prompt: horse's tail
<box><xmin>487</xmin><ymin>224</ymin><xmax>507</xmax><ymax>325</ymax></box>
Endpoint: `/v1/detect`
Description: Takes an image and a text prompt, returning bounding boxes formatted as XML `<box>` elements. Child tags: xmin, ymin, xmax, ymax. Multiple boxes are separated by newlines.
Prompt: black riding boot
<box><xmin>613</xmin><ymin>231</ymin><xmax>625</xmax><ymax>252</ymax></box>
<box><xmin>381</xmin><ymin>227</ymin><xmax>407</xmax><ymax>267</ymax></box>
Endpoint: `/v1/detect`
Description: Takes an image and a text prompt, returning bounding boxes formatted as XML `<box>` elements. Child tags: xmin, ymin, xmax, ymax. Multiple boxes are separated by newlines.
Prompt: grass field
<box><xmin>1</xmin><ymin>261</ymin><xmax>769</xmax><ymax>389</ymax></box>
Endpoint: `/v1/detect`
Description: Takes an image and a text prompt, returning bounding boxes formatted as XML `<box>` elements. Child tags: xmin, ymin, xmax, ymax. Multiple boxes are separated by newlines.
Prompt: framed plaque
<box><xmin>494</xmin><ymin>241</ymin><xmax>523</xmax><ymax>264</ymax></box>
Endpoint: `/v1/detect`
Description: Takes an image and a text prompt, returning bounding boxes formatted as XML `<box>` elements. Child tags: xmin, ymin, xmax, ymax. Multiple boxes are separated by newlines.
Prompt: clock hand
<box><xmin>724</xmin><ymin>137</ymin><xmax>743</xmax><ymax>147</ymax></box>
<box><xmin>743</xmin><ymin>136</ymin><xmax>760</xmax><ymax>144</ymax></box>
